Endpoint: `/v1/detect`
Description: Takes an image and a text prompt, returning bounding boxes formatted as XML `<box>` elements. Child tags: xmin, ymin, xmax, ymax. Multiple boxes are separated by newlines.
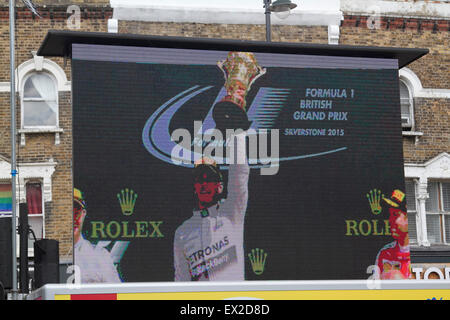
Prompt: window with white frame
<box><xmin>21</xmin><ymin>72</ymin><xmax>58</xmax><ymax>129</ymax></box>
<box><xmin>405</xmin><ymin>179</ymin><xmax>418</xmax><ymax>245</ymax></box>
<box><xmin>0</xmin><ymin>181</ymin><xmax>44</xmax><ymax>253</ymax></box>
<box><xmin>0</xmin><ymin>157</ymin><xmax>56</xmax><ymax>258</ymax></box>
<box><xmin>399</xmin><ymin>80</ymin><xmax>414</xmax><ymax>129</ymax></box>
<box><xmin>425</xmin><ymin>181</ymin><xmax>450</xmax><ymax>244</ymax></box>
<box><xmin>25</xmin><ymin>182</ymin><xmax>44</xmax><ymax>249</ymax></box>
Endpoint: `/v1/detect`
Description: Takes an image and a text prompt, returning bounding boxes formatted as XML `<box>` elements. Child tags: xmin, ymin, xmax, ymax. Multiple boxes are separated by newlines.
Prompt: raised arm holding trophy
<box><xmin>174</xmin><ymin>52</ymin><xmax>265</xmax><ymax>281</ymax></box>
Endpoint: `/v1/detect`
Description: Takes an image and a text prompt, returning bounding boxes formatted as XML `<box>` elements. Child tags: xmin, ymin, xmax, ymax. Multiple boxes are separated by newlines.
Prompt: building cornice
<box><xmin>404</xmin><ymin>153</ymin><xmax>450</xmax><ymax>180</ymax></box>
<box><xmin>112</xmin><ymin>6</ymin><xmax>343</xmax><ymax>26</ymax></box>
<box><xmin>0</xmin><ymin>6</ymin><xmax>112</xmax><ymax>20</ymax></box>
<box><xmin>341</xmin><ymin>0</ymin><xmax>450</xmax><ymax>20</ymax></box>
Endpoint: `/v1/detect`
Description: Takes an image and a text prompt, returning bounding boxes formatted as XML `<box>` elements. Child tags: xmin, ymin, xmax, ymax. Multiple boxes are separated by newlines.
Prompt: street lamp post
<box><xmin>263</xmin><ymin>0</ymin><xmax>298</xmax><ymax>42</ymax></box>
<box><xmin>264</xmin><ymin>0</ymin><xmax>273</xmax><ymax>42</ymax></box>
<box><xmin>9</xmin><ymin>0</ymin><xmax>18</xmax><ymax>300</ymax></box>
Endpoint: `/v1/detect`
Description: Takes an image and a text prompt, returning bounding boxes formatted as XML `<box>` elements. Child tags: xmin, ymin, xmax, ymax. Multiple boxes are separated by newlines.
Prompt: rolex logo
<box><xmin>366</xmin><ymin>189</ymin><xmax>383</xmax><ymax>215</ymax></box>
<box><xmin>248</xmin><ymin>248</ymin><xmax>267</xmax><ymax>276</ymax></box>
<box><xmin>117</xmin><ymin>188</ymin><xmax>138</xmax><ymax>216</ymax></box>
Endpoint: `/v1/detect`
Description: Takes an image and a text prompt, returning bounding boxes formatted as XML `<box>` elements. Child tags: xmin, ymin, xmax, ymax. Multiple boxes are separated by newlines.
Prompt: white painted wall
<box><xmin>110</xmin><ymin>0</ymin><xmax>343</xmax><ymax>26</ymax></box>
<box><xmin>341</xmin><ymin>0</ymin><xmax>450</xmax><ymax>19</ymax></box>
<box><xmin>111</xmin><ymin>0</ymin><xmax>340</xmax><ymax>12</ymax></box>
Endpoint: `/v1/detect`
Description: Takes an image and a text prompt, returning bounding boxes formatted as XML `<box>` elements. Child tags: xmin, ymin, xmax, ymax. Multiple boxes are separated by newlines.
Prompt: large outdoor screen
<box><xmin>71</xmin><ymin>42</ymin><xmax>411</xmax><ymax>283</ymax></box>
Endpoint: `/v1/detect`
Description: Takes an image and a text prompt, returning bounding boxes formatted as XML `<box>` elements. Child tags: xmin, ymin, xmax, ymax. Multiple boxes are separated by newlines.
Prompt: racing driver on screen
<box><xmin>173</xmin><ymin>51</ymin><xmax>264</xmax><ymax>281</ymax></box>
<box><xmin>173</xmin><ymin>132</ymin><xmax>249</xmax><ymax>281</ymax></box>
<box><xmin>73</xmin><ymin>188</ymin><xmax>122</xmax><ymax>283</ymax></box>
<box><xmin>375</xmin><ymin>189</ymin><xmax>411</xmax><ymax>280</ymax></box>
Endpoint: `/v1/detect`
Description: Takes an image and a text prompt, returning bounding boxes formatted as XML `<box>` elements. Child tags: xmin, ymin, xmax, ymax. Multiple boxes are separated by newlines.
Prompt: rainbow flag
<box><xmin>0</xmin><ymin>184</ymin><xmax>12</xmax><ymax>213</ymax></box>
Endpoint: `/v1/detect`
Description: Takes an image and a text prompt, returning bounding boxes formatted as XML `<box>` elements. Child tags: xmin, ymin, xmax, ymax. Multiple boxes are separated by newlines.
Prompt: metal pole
<box><xmin>264</xmin><ymin>0</ymin><xmax>272</xmax><ymax>42</ymax></box>
<box><xmin>9</xmin><ymin>0</ymin><xmax>18</xmax><ymax>299</ymax></box>
<box><xmin>19</xmin><ymin>203</ymin><xmax>29</xmax><ymax>294</ymax></box>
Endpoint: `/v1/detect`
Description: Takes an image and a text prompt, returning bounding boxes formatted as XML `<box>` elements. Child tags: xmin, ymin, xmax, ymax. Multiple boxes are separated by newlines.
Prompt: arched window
<box><xmin>399</xmin><ymin>79</ymin><xmax>414</xmax><ymax>129</ymax></box>
<box><xmin>17</xmin><ymin>56</ymin><xmax>69</xmax><ymax>145</ymax></box>
<box><xmin>21</xmin><ymin>72</ymin><xmax>58</xmax><ymax>129</ymax></box>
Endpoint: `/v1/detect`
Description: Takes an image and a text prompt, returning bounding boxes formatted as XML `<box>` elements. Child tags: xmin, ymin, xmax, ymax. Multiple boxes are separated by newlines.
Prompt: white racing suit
<box><xmin>74</xmin><ymin>237</ymin><xmax>122</xmax><ymax>283</ymax></box>
<box><xmin>174</xmin><ymin>133</ymin><xmax>249</xmax><ymax>281</ymax></box>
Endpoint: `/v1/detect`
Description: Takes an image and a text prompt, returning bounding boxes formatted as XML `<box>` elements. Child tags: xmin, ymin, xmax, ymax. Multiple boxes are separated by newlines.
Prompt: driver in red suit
<box><xmin>375</xmin><ymin>189</ymin><xmax>411</xmax><ymax>280</ymax></box>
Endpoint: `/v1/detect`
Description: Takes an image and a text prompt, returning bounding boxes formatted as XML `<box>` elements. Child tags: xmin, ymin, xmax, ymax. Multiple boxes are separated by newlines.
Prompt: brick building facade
<box><xmin>0</xmin><ymin>0</ymin><xmax>448</xmax><ymax>283</ymax></box>
<box><xmin>0</xmin><ymin>0</ymin><xmax>112</xmax><ymax>267</ymax></box>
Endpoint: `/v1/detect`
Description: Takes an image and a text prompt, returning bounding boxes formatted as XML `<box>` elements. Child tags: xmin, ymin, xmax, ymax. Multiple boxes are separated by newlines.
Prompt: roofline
<box><xmin>37</xmin><ymin>30</ymin><xmax>428</xmax><ymax>69</ymax></box>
